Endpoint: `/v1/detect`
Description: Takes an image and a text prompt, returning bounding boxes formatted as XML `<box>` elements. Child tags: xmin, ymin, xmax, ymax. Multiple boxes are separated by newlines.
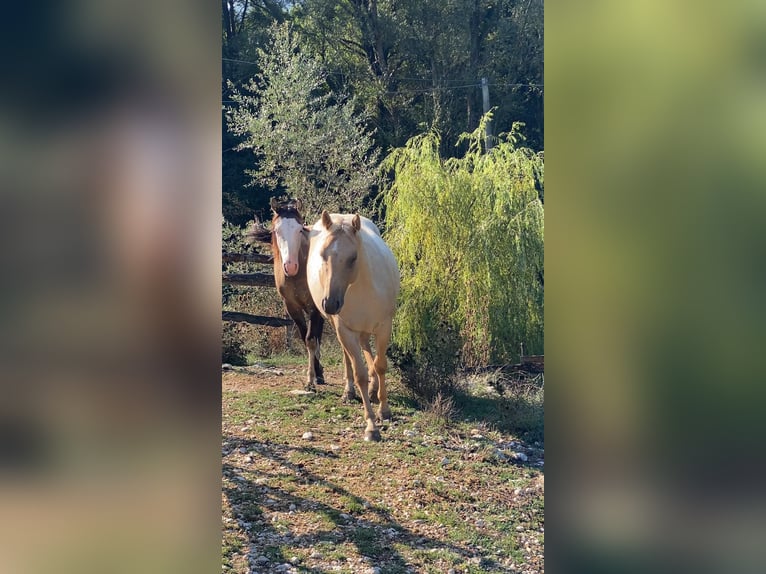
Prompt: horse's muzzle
<box><xmin>322</xmin><ymin>296</ymin><xmax>343</xmax><ymax>315</ymax></box>
<box><xmin>283</xmin><ymin>262</ymin><xmax>299</xmax><ymax>276</ymax></box>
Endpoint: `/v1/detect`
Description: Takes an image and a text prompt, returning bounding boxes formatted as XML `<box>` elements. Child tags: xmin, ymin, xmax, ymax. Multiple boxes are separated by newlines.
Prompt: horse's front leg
<box><xmin>360</xmin><ymin>334</ymin><xmax>380</xmax><ymax>404</ymax></box>
<box><xmin>307</xmin><ymin>308</ymin><xmax>325</xmax><ymax>385</ymax></box>
<box><xmin>340</xmin><ymin>350</ymin><xmax>356</xmax><ymax>403</ymax></box>
<box><xmin>334</xmin><ymin>322</ymin><xmax>380</xmax><ymax>442</ymax></box>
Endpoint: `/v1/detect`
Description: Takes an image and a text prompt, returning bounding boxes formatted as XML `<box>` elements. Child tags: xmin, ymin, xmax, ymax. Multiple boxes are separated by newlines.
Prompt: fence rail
<box><xmin>222</xmin><ymin>310</ymin><xmax>292</xmax><ymax>327</ymax></box>
<box><xmin>222</xmin><ymin>251</ymin><xmax>273</xmax><ymax>264</ymax></box>
<box><xmin>222</xmin><ymin>250</ymin><xmax>286</xmax><ymax>327</ymax></box>
<box><xmin>222</xmin><ymin>272</ymin><xmax>275</xmax><ymax>287</ymax></box>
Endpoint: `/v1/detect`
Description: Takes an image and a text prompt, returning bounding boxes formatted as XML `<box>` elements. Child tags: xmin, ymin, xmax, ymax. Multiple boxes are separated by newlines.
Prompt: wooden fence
<box><xmin>222</xmin><ymin>249</ymin><xmax>293</xmax><ymax>327</ymax></box>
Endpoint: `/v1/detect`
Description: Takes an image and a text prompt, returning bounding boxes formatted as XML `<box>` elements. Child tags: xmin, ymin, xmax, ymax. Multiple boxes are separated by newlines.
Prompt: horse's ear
<box><xmin>351</xmin><ymin>214</ymin><xmax>361</xmax><ymax>232</ymax></box>
<box><xmin>321</xmin><ymin>210</ymin><xmax>333</xmax><ymax>230</ymax></box>
<box><xmin>270</xmin><ymin>197</ymin><xmax>278</xmax><ymax>211</ymax></box>
<box><xmin>295</xmin><ymin>198</ymin><xmax>303</xmax><ymax>212</ymax></box>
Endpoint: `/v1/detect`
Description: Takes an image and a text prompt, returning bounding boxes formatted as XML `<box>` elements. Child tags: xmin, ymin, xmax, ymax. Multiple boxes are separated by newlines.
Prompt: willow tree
<box><xmin>379</xmin><ymin>120</ymin><xmax>544</xmax><ymax>369</ymax></box>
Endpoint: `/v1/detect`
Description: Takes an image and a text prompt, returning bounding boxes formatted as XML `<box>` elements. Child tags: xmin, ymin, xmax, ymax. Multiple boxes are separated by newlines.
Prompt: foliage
<box><xmin>221</xmin><ymin>1</ymin><xmax>544</xmax><ymax>225</ymax></box>
<box><xmin>227</xmin><ymin>22</ymin><xmax>380</xmax><ymax>220</ymax></box>
<box><xmin>223</xmin><ymin>323</ymin><xmax>249</xmax><ymax>366</ymax></box>
<box><xmin>294</xmin><ymin>0</ymin><xmax>544</xmax><ymax>152</ymax></box>
<box><xmin>380</xmin><ymin>117</ymin><xmax>544</xmax><ymax>370</ymax></box>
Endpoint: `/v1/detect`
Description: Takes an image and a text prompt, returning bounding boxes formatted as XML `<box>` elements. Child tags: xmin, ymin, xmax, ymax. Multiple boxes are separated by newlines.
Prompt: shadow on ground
<box><xmin>223</xmin><ymin>433</ymin><xmax>505</xmax><ymax>573</ymax></box>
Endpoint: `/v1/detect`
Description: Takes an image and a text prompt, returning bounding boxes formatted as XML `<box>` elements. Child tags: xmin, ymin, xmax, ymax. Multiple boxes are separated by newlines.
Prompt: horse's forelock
<box><xmin>272</xmin><ymin>205</ymin><xmax>304</xmax><ymax>226</ymax></box>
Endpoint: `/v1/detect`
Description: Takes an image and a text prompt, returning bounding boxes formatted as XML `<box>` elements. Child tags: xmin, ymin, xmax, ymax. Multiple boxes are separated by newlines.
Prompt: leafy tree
<box><xmin>379</xmin><ymin>118</ymin><xmax>544</xmax><ymax>369</ymax></box>
<box><xmin>292</xmin><ymin>0</ymin><xmax>544</xmax><ymax>153</ymax></box>
<box><xmin>222</xmin><ymin>1</ymin><xmax>290</xmax><ymax>225</ymax></box>
<box><xmin>227</xmin><ymin>22</ymin><xmax>380</xmax><ymax>219</ymax></box>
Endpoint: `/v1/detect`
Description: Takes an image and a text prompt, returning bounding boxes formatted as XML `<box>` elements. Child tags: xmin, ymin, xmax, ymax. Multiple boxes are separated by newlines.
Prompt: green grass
<box><xmin>222</xmin><ymin>361</ymin><xmax>544</xmax><ymax>573</ymax></box>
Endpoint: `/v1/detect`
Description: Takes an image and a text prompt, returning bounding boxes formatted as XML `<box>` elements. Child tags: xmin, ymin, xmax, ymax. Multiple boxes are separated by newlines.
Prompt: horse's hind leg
<box><xmin>360</xmin><ymin>334</ymin><xmax>380</xmax><ymax>404</ymax></box>
<box><xmin>307</xmin><ymin>310</ymin><xmax>325</xmax><ymax>385</ymax></box>
<box><xmin>373</xmin><ymin>322</ymin><xmax>393</xmax><ymax>422</ymax></box>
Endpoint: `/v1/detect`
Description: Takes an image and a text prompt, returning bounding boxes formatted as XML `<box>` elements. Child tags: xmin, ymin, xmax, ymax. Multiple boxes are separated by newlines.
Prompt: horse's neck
<box><xmin>270</xmin><ymin>231</ymin><xmax>281</xmax><ymax>264</ymax></box>
<box><xmin>351</xmin><ymin>236</ymin><xmax>373</xmax><ymax>286</ymax></box>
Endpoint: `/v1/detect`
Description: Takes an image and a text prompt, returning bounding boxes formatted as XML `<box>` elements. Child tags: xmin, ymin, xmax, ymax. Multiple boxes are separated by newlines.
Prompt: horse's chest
<box><xmin>279</xmin><ymin>277</ymin><xmax>313</xmax><ymax>308</ymax></box>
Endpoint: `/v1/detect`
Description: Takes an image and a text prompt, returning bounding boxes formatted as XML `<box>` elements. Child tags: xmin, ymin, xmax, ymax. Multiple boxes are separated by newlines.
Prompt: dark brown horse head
<box><xmin>270</xmin><ymin>198</ymin><xmax>306</xmax><ymax>277</ymax></box>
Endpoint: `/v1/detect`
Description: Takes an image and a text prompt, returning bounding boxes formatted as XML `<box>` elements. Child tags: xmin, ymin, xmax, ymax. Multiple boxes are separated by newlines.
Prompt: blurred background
<box><xmin>0</xmin><ymin>1</ymin><xmax>220</xmax><ymax>573</ymax></box>
<box><xmin>547</xmin><ymin>0</ymin><xmax>766</xmax><ymax>572</ymax></box>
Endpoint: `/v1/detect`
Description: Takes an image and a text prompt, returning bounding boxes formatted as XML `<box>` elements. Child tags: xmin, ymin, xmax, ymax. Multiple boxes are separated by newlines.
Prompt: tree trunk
<box><xmin>222</xmin><ymin>0</ymin><xmax>235</xmax><ymax>43</ymax></box>
<box><xmin>467</xmin><ymin>0</ymin><xmax>482</xmax><ymax>131</ymax></box>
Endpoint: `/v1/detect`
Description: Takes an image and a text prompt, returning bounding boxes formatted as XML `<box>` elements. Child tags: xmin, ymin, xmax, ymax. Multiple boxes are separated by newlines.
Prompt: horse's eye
<box><xmin>348</xmin><ymin>256</ymin><xmax>357</xmax><ymax>268</ymax></box>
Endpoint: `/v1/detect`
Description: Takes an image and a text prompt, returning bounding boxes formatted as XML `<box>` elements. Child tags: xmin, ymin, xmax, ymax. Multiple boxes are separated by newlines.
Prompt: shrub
<box><xmin>222</xmin><ymin>323</ymin><xmax>248</xmax><ymax>366</ymax></box>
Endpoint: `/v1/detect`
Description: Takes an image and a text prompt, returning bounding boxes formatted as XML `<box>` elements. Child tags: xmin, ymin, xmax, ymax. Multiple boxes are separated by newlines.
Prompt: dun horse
<box><xmin>307</xmin><ymin>211</ymin><xmax>400</xmax><ymax>442</ymax></box>
<box><xmin>269</xmin><ymin>198</ymin><xmax>325</xmax><ymax>390</ymax></box>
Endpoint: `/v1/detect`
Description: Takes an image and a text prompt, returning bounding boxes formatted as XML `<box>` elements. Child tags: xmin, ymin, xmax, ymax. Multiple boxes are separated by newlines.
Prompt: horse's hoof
<box><xmin>364</xmin><ymin>429</ymin><xmax>382</xmax><ymax>442</ymax></box>
<box><xmin>378</xmin><ymin>408</ymin><xmax>392</xmax><ymax>423</ymax></box>
<box><xmin>341</xmin><ymin>393</ymin><xmax>358</xmax><ymax>404</ymax></box>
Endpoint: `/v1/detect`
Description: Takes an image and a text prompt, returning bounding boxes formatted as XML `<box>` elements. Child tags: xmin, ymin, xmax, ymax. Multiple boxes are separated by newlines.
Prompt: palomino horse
<box><xmin>307</xmin><ymin>211</ymin><xmax>400</xmax><ymax>441</ymax></box>
<box><xmin>269</xmin><ymin>198</ymin><xmax>325</xmax><ymax>390</ymax></box>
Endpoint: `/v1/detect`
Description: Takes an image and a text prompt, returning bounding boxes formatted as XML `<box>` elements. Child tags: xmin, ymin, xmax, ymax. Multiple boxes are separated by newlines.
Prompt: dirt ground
<box><xmin>222</xmin><ymin>362</ymin><xmax>544</xmax><ymax>574</ymax></box>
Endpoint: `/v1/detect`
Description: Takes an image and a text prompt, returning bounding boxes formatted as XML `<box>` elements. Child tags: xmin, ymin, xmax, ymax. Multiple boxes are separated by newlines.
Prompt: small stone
<box><xmin>245</xmin><ymin>455</ymin><xmax>253</xmax><ymax>463</ymax></box>
<box><xmin>302</xmin><ymin>431</ymin><xmax>314</xmax><ymax>440</ymax></box>
<box><xmin>339</xmin><ymin>513</ymin><xmax>352</xmax><ymax>521</ymax></box>
<box><xmin>513</xmin><ymin>452</ymin><xmax>528</xmax><ymax>462</ymax></box>
<box><xmin>516</xmin><ymin>525</ymin><xmax>525</xmax><ymax>531</ymax></box>
<box><xmin>448</xmin><ymin>569</ymin><xmax>457</xmax><ymax>574</ymax></box>
<box><xmin>475</xmin><ymin>519</ymin><xmax>486</xmax><ymax>528</ymax></box>
<box><xmin>440</xmin><ymin>457</ymin><xmax>450</xmax><ymax>466</ymax></box>
<box><xmin>255</xmin><ymin>555</ymin><xmax>269</xmax><ymax>564</ymax></box>
<box><xmin>330</xmin><ymin>444</ymin><xmax>341</xmax><ymax>453</ymax></box>
<box><xmin>369</xmin><ymin>568</ymin><xmax>381</xmax><ymax>574</ymax></box>
<box><xmin>289</xmin><ymin>503</ymin><xmax>297</xmax><ymax>511</ymax></box>
<box><xmin>238</xmin><ymin>446</ymin><xmax>247</xmax><ymax>454</ymax></box>
<box><xmin>290</xmin><ymin>556</ymin><xmax>300</xmax><ymax>564</ymax></box>
<box><xmin>403</xmin><ymin>429</ymin><xmax>416</xmax><ymax>437</ymax></box>
<box><xmin>310</xmin><ymin>551</ymin><xmax>323</xmax><ymax>559</ymax></box>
